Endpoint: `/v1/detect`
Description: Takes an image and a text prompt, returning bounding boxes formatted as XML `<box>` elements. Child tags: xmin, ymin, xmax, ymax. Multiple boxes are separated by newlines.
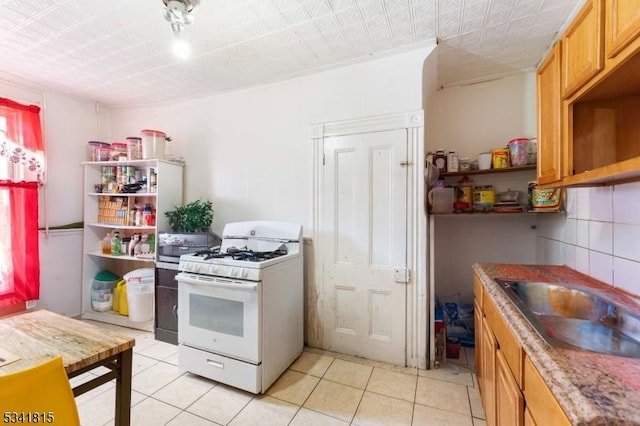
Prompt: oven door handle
<box><xmin>177</xmin><ymin>273</ymin><xmax>258</xmax><ymax>292</ymax></box>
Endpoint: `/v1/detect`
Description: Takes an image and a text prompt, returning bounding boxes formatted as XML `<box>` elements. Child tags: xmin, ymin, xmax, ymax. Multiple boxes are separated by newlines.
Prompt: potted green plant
<box><xmin>164</xmin><ymin>199</ymin><xmax>214</xmax><ymax>232</ymax></box>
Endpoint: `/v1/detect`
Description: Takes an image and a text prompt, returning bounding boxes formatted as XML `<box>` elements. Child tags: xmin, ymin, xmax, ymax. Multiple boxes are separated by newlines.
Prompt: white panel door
<box><xmin>322</xmin><ymin>128</ymin><xmax>408</xmax><ymax>365</ymax></box>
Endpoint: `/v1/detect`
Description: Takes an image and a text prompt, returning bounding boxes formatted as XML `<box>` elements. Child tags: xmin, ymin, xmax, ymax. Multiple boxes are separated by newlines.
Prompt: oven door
<box><xmin>177</xmin><ymin>272</ymin><xmax>260</xmax><ymax>364</ymax></box>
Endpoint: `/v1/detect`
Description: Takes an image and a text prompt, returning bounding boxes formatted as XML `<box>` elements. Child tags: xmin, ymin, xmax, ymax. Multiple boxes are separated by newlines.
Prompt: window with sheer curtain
<box><xmin>0</xmin><ymin>97</ymin><xmax>45</xmax><ymax>308</ymax></box>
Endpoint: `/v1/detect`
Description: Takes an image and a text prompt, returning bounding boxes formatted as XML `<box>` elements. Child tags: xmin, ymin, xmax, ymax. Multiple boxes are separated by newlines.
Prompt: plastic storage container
<box><xmin>112</xmin><ymin>280</ymin><xmax>128</xmax><ymax>315</ymax></box>
<box><xmin>110</xmin><ymin>142</ymin><xmax>128</xmax><ymax>161</ymax></box>
<box><xmin>140</xmin><ymin>129</ymin><xmax>166</xmax><ymax>160</ymax></box>
<box><xmin>91</xmin><ymin>271</ymin><xmax>120</xmax><ymax>312</ymax></box>
<box><xmin>124</xmin><ymin>268</ymin><xmax>155</xmax><ymax>322</ymax></box>
<box><xmin>88</xmin><ymin>141</ymin><xmax>111</xmax><ymax>162</ymax></box>
<box><xmin>126</xmin><ymin>137</ymin><xmax>142</xmax><ymax>160</ymax></box>
<box><xmin>508</xmin><ymin>138</ymin><xmax>529</xmax><ymax>167</ymax></box>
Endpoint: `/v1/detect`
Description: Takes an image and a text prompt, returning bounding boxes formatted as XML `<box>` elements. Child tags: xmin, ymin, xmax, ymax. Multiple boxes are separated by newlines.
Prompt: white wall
<box><xmin>427</xmin><ymin>72</ymin><xmax>539</xmax><ymax>304</ymax></box>
<box><xmin>108</xmin><ymin>47</ymin><xmax>434</xmax><ymax>235</ymax></box>
<box><xmin>427</xmin><ymin>72</ymin><xmax>536</xmax><ymax>157</ymax></box>
<box><xmin>538</xmin><ymin>182</ymin><xmax>640</xmax><ymax>298</ymax></box>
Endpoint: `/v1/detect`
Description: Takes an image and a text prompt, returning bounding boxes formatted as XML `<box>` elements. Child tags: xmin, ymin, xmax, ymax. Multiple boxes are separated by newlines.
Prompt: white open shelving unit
<box><xmin>81</xmin><ymin>159</ymin><xmax>183</xmax><ymax>331</ymax></box>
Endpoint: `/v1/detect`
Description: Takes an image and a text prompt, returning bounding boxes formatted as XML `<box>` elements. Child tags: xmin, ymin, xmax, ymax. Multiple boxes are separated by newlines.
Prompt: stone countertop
<box><xmin>473</xmin><ymin>263</ymin><xmax>640</xmax><ymax>426</ymax></box>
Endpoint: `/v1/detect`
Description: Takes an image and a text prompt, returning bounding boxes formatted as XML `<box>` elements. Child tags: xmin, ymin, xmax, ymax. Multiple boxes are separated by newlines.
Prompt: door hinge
<box><xmin>394</xmin><ymin>268</ymin><xmax>410</xmax><ymax>283</ymax></box>
<box><xmin>400</xmin><ymin>161</ymin><xmax>413</xmax><ymax>167</ymax></box>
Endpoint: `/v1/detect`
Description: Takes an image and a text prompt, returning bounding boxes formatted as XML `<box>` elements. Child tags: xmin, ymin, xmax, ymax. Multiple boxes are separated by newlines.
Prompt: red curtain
<box><xmin>0</xmin><ymin>181</ymin><xmax>40</xmax><ymax>305</ymax></box>
<box><xmin>0</xmin><ymin>97</ymin><xmax>43</xmax><ymax>308</ymax></box>
<box><xmin>0</xmin><ymin>97</ymin><xmax>43</xmax><ymax>153</ymax></box>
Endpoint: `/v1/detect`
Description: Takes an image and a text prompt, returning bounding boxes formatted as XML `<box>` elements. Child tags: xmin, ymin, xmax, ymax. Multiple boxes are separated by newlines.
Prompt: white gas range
<box><xmin>176</xmin><ymin>220</ymin><xmax>303</xmax><ymax>394</ymax></box>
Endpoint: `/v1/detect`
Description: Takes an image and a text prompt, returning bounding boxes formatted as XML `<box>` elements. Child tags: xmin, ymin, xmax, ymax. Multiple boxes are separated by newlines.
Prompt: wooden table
<box><xmin>0</xmin><ymin>310</ymin><xmax>135</xmax><ymax>426</ymax></box>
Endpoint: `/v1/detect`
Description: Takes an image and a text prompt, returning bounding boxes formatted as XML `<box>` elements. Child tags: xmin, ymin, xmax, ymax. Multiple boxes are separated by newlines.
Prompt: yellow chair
<box><xmin>0</xmin><ymin>356</ymin><xmax>80</xmax><ymax>426</ymax></box>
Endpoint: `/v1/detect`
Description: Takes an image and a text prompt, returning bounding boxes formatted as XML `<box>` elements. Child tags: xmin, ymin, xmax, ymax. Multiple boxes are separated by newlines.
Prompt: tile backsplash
<box><xmin>537</xmin><ymin>181</ymin><xmax>640</xmax><ymax>297</ymax></box>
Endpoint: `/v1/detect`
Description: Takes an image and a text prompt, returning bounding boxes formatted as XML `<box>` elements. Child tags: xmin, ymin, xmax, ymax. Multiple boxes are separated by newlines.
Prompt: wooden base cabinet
<box><xmin>155</xmin><ymin>266</ymin><xmax>179</xmax><ymax>345</ymax></box>
<box><xmin>523</xmin><ymin>356</ymin><xmax>572</xmax><ymax>426</ymax></box>
<box><xmin>474</xmin><ymin>274</ymin><xmax>570</xmax><ymax>426</ymax></box>
<box><xmin>496</xmin><ymin>350</ymin><xmax>524</xmax><ymax>426</ymax></box>
<box><xmin>481</xmin><ymin>316</ymin><xmax>497</xmax><ymax>426</ymax></box>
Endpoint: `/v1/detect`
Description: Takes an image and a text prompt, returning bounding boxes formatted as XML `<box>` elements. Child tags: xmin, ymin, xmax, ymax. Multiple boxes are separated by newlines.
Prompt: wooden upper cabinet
<box><xmin>605</xmin><ymin>0</ymin><xmax>640</xmax><ymax>59</ymax></box>
<box><xmin>561</xmin><ymin>0</ymin><xmax>604</xmax><ymax>98</ymax></box>
<box><xmin>536</xmin><ymin>43</ymin><xmax>563</xmax><ymax>184</ymax></box>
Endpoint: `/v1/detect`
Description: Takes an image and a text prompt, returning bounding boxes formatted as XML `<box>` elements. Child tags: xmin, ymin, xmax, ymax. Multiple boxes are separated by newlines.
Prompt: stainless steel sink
<box><xmin>494</xmin><ymin>280</ymin><xmax>640</xmax><ymax>359</ymax></box>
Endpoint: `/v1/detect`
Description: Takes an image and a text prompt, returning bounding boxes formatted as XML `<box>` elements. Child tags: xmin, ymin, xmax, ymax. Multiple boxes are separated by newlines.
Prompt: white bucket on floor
<box><xmin>124</xmin><ymin>268</ymin><xmax>154</xmax><ymax>322</ymax></box>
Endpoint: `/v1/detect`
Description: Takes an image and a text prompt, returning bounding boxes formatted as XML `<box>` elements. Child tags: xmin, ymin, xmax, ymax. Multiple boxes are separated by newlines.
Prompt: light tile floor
<box><xmin>78</xmin><ymin>321</ymin><xmax>486</xmax><ymax>426</ymax></box>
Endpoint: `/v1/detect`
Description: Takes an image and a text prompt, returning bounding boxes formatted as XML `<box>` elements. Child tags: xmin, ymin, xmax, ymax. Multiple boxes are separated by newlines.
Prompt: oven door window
<box><xmin>178</xmin><ymin>276</ymin><xmax>260</xmax><ymax>363</ymax></box>
<box><xmin>190</xmin><ymin>294</ymin><xmax>244</xmax><ymax>337</ymax></box>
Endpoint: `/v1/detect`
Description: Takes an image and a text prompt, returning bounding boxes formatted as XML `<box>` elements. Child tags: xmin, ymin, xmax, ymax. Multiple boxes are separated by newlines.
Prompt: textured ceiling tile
<box><xmin>0</xmin><ymin>0</ymin><xmax>581</xmax><ymax>105</ymax></box>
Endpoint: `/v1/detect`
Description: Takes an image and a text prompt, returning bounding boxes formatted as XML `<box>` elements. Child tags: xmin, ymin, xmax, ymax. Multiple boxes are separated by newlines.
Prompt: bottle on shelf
<box><xmin>102</xmin><ymin>232</ymin><xmax>112</xmax><ymax>255</ymax></box>
<box><xmin>425</xmin><ymin>151</ymin><xmax>434</xmax><ymax>166</ymax></box>
<box><xmin>135</xmin><ymin>207</ymin><xmax>143</xmax><ymax>227</ymax></box>
<box><xmin>142</xmin><ymin>204</ymin><xmax>152</xmax><ymax>226</ymax></box>
<box><xmin>148</xmin><ymin>233</ymin><xmax>155</xmax><ymax>254</ymax></box>
<box><xmin>447</xmin><ymin>150</ymin><xmax>459</xmax><ymax>173</ymax></box>
<box><xmin>149</xmin><ymin>169</ymin><xmax>157</xmax><ymax>193</ymax></box>
<box><xmin>434</xmin><ymin>149</ymin><xmax>447</xmax><ymax>173</ymax></box>
<box><xmin>129</xmin><ymin>234</ymin><xmax>139</xmax><ymax>257</ymax></box>
<box><xmin>138</xmin><ymin>234</ymin><xmax>150</xmax><ymax>256</ymax></box>
<box><xmin>111</xmin><ymin>231</ymin><xmax>122</xmax><ymax>256</ymax></box>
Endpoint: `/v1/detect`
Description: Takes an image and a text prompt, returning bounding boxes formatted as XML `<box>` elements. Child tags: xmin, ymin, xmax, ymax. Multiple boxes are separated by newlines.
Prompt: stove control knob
<box><xmin>211</xmin><ymin>265</ymin><xmax>218</xmax><ymax>274</ymax></box>
<box><xmin>206</xmin><ymin>264</ymin><xmax>216</xmax><ymax>275</ymax></box>
<box><xmin>241</xmin><ymin>269</ymin><xmax>248</xmax><ymax>278</ymax></box>
<box><xmin>231</xmin><ymin>267</ymin><xmax>238</xmax><ymax>277</ymax></box>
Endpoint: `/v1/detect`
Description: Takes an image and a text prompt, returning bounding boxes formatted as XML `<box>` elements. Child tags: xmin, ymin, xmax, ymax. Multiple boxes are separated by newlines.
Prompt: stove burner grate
<box><xmin>193</xmin><ymin>245</ymin><xmax>288</xmax><ymax>261</ymax></box>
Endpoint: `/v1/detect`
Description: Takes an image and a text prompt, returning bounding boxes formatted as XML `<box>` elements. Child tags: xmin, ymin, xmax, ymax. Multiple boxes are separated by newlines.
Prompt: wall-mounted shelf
<box><xmin>439</xmin><ymin>164</ymin><xmax>536</xmax><ymax>178</ymax></box>
<box><xmin>431</xmin><ymin>210</ymin><xmax>563</xmax><ymax>217</ymax></box>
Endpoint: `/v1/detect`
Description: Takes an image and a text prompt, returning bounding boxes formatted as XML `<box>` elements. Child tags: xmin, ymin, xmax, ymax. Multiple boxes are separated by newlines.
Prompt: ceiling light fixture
<box><xmin>163</xmin><ymin>0</ymin><xmax>199</xmax><ymax>33</ymax></box>
<box><xmin>162</xmin><ymin>0</ymin><xmax>199</xmax><ymax>58</ymax></box>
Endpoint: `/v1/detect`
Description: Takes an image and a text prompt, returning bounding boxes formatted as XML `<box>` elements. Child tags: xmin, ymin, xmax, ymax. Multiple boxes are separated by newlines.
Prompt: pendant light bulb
<box><xmin>172</xmin><ymin>37</ymin><xmax>191</xmax><ymax>59</ymax></box>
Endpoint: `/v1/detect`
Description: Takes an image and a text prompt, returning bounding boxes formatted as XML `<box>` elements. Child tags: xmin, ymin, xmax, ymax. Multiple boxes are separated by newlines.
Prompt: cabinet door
<box><xmin>536</xmin><ymin>43</ymin><xmax>563</xmax><ymax>184</ymax></box>
<box><xmin>481</xmin><ymin>316</ymin><xmax>496</xmax><ymax>426</ymax></box>
<box><xmin>524</xmin><ymin>406</ymin><xmax>536</xmax><ymax>426</ymax></box>
<box><xmin>523</xmin><ymin>356</ymin><xmax>572</xmax><ymax>426</ymax></box>
<box><xmin>562</xmin><ymin>0</ymin><xmax>604</xmax><ymax>98</ymax></box>
<box><xmin>605</xmin><ymin>0</ymin><xmax>640</xmax><ymax>58</ymax></box>
<box><xmin>474</xmin><ymin>298</ymin><xmax>483</xmax><ymax>395</ymax></box>
<box><xmin>496</xmin><ymin>350</ymin><xmax>524</xmax><ymax>426</ymax></box>
<box><xmin>156</xmin><ymin>286</ymin><xmax>178</xmax><ymax>331</ymax></box>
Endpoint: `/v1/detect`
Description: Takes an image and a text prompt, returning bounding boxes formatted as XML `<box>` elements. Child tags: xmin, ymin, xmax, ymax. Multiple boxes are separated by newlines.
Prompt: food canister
<box><xmin>141</xmin><ymin>129</ymin><xmax>166</xmax><ymax>160</ymax></box>
<box><xmin>473</xmin><ymin>185</ymin><xmax>495</xmax><ymax>211</ymax></box>
<box><xmin>508</xmin><ymin>138</ymin><xmax>529</xmax><ymax>167</ymax></box>
<box><xmin>88</xmin><ymin>141</ymin><xmax>111</xmax><ymax>162</ymax></box>
<box><xmin>110</xmin><ymin>142</ymin><xmax>128</xmax><ymax>161</ymax></box>
<box><xmin>492</xmin><ymin>148</ymin><xmax>510</xmax><ymax>169</ymax></box>
<box><xmin>528</xmin><ymin>181</ymin><xmax>562</xmax><ymax>211</ymax></box>
<box><xmin>126</xmin><ymin>137</ymin><xmax>142</xmax><ymax>160</ymax></box>
<box><xmin>477</xmin><ymin>152</ymin><xmax>492</xmax><ymax>170</ymax></box>
<box><xmin>454</xmin><ymin>175</ymin><xmax>474</xmax><ymax>212</ymax></box>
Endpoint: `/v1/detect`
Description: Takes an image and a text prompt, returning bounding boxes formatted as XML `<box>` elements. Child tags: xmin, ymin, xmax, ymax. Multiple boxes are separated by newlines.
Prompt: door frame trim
<box><xmin>309</xmin><ymin>110</ymin><xmax>427</xmax><ymax>369</ymax></box>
